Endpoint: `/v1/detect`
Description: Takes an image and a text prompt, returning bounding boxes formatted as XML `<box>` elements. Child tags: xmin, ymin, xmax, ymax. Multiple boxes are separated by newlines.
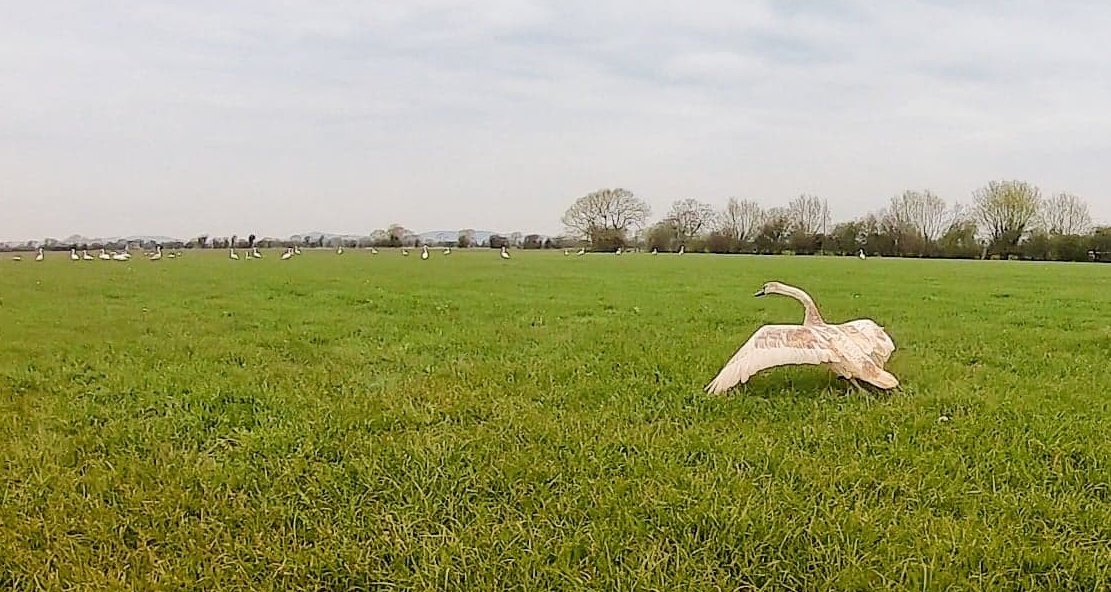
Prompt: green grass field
<box><xmin>3</xmin><ymin>249</ymin><xmax>1111</xmax><ymax>590</ymax></box>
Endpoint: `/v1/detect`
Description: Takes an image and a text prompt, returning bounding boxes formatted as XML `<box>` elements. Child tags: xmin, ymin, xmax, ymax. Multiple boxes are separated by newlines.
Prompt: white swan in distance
<box><xmin>421</xmin><ymin>245</ymin><xmax>429</xmax><ymax>260</ymax></box>
<box><xmin>704</xmin><ymin>281</ymin><xmax>898</xmax><ymax>395</ymax></box>
<box><xmin>500</xmin><ymin>245</ymin><xmax>510</xmax><ymax>259</ymax></box>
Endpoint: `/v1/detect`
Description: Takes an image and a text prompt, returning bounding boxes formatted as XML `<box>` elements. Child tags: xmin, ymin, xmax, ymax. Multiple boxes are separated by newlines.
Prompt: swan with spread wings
<box><xmin>705</xmin><ymin>281</ymin><xmax>899</xmax><ymax>394</ymax></box>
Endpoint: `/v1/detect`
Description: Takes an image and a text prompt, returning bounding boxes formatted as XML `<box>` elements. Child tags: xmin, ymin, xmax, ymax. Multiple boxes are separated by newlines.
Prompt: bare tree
<box><xmin>1038</xmin><ymin>192</ymin><xmax>1092</xmax><ymax>235</ymax></box>
<box><xmin>878</xmin><ymin>206</ymin><xmax>920</xmax><ymax>255</ymax></box>
<box><xmin>561</xmin><ymin>188</ymin><xmax>651</xmax><ymax>239</ymax></box>
<box><xmin>719</xmin><ymin>198</ymin><xmax>763</xmax><ymax>242</ymax></box>
<box><xmin>667</xmin><ymin>198</ymin><xmax>716</xmax><ymax>241</ymax></box>
<box><xmin>972</xmin><ymin>180</ymin><xmax>1042</xmax><ymax>248</ymax></box>
<box><xmin>888</xmin><ymin>189</ymin><xmax>948</xmax><ymax>244</ymax></box>
<box><xmin>787</xmin><ymin>194</ymin><xmax>831</xmax><ymax>235</ymax></box>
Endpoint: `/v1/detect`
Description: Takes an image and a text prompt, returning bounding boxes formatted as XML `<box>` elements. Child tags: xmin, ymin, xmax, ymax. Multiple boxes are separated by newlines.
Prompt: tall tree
<box><xmin>877</xmin><ymin>207</ymin><xmax>921</xmax><ymax>256</ymax></box>
<box><xmin>667</xmin><ymin>198</ymin><xmax>716</xmax><ymax>241</ymax></box>
<box><xmin>787</xmin><ymin>194</ymin><xmax>831</xmax><ymax>235</ymax></box>
<box><xmin>387</xmin><ymin>224</ymin><xmax>411</xmax><ymax>247</ymax></box>
<box><xmin>719</xmin><ymin>198</ymin><xmax>763</xmax><ymax>243</ymax></box>
<box><xmin>754</xmin><ymin>207</ymin><xmax>792</xmax><ymax>253</ymax></box>
<box><xmin>972</xmin><ymin>180</ymin><xmax>1041</xmax><ymax>251</ymax></box>
<box><xmin>888</xmin><ymin>190</ymin><xmax>948</xmax><ymax>245</ymax></box>
<box><xmin>645</xmin><ymin>220</ymin><xmax>679</xmax><ymax>251</ymax></box>
<box><xmin>561</xmin><ymin>188</ymin><xmax>651</xmax><ymax>240</ymax></box>
<box><xmin>1038</xmin><ymin>192</ymin><xmax>1092</xmax><ymax>235</ymax></box>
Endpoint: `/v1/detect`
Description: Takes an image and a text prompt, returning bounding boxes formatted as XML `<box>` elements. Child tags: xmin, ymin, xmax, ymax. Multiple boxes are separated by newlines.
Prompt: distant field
<box><xmin>3</xmin><ymin>249</ymin><xmax>1111</xmax><ymax>590</ymax></box>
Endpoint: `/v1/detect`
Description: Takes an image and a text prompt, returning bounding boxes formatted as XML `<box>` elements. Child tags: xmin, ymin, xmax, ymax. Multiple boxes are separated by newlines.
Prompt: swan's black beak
<box><xmin>754</xmin><ymin>288</ymin><xmax>766</xmax><ymax>297</ymax></box>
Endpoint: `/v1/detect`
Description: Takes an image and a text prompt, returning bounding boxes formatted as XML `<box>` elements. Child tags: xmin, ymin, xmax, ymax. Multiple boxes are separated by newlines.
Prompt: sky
<box><xmin>2</xmin><ymin>0</ymin><xmax>1110</xmax><ymax>241</ymax></box>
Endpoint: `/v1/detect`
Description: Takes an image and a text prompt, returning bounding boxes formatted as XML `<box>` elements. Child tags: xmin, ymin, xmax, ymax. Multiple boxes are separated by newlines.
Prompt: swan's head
<box><xmin>754</xmin><ymin>281</ymin><xmax>790</xmax><ymax>297</ymax></box>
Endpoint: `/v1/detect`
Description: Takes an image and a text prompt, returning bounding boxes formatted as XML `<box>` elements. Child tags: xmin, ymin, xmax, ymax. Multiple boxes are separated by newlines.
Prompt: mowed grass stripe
<box><xmin>2</xmin><ymin>250</ymin><xmax>1111</xmax><ymax>590</ymax></box>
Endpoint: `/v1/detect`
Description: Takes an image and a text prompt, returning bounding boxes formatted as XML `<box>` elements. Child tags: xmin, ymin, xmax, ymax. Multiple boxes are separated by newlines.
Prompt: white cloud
<box><xmin>1</xmin><ymin>0</ymin><xmax>1109</xmax><ymax>240</ymax></box>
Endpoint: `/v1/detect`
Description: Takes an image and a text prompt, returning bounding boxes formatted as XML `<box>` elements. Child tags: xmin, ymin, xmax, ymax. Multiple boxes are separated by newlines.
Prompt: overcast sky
<box><xmin>2</xmin><ymin>0</ymin><xmax>1109</xmax><ymax>241</ymax></box>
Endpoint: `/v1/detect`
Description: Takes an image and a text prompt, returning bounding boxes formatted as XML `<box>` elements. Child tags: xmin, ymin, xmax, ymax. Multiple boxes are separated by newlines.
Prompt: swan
<box><xmin>11</xmin><ymin>255</ymin><xmax>21</xmax><ymax>261</ymax></box>
<box><xmin>421</xmin><ymin>245</ymin><xmax>429</xmax><ymax>260</ymax></box>
<box><xmin>762</xmin><ymin>283</ymin><xmax>896</xmax><ymax>367</ymax></box>
<box><xmin>402</xmin><ymin>248</ymin><xmax>409</xmax><ymax>256</ymax></box>
<box><xmin>500</xmin><ymin>245</ymin><xmax>510</xmax><ymax>259</ymax></box>
<box><xmin>564</xmin><ymin>249</ymin><xmax>570</xmax><ymax>256</ymax></box>
<box><xmin>294</xmin><ymin>246</ymin><xmax>302</xmax><ymax>255</ymax></box>
<box><xmin>576</xmin><ymin>248</ymin><xmax>585</xmax><ymax>256</ymax></box>
<box><xmin>111</xmin><ymin>251</ymin><xmax>130</xmax><ymax>261</ymax></box>
<box><xmin>678</xmin><ymin>245</ymin><xmax>685</xmax><ymax>255</ymax></box>
<box><xmin>149</xmin><ymin>245</ymin><xmax>162</xmax><ymax>261</ymax></box>
<box><xmin>35</xmin><ymin>247</ymin><xmax>44</xmax><ymax>262</ymax></box>
<box><xmin>98</xmin><ymin>248</ymin><xmax>111</xmax><ymax>260</ymax></box>
<box><xmin>615</xmin><ymin>247</ymin><xmax>622</xmax><ymax>255</ymax></box>
<box><xmin>858</xmin><ymin>249</ymin><xmax>867</xmax><ymax>260</ymax></box>
<box><xmin>704</xmin><ymin>281</ymin><xmax>898</xmax><ymax>394</ymax></box>
<box><xmin>443</xmin><ymin>247</ymin><xmax>451</xmax><ymax>255</ymax></box>
<box><xmin>229</xmin><ymin>248</ymin><xmax>239</xmax><ymax>260</ymax></box>
<box><xmin>70</xmin><ymin>247</ymin><xmax>79</xmax><ymax>261</ymax></box>
<box><xmin>371</xmin><ymin>247</ymin><xmax>379</xmax><ymax>254</ymax></box>
<box><xmin>652</xmin><ymin>248</ymin><xmax>658</xmax><ymax>255</ymax></box>
<box><xmin>82</xmin><ymin>249</ymin><xmax>94</xmax><ymax>261</ymax></box>
<box><xmin>252</xmin><ymin>247</ymin><xmax>262</xmax><ymax>259</ymax></box>
<box><xmin>280</xmin><ymin>247</ymin><xmax>293</xmax><ymax>260</ymax></box>
<box><xmin>337</xmin><ymin>246</ymin><xmax>344</xmax><ymax>255</ymax></box>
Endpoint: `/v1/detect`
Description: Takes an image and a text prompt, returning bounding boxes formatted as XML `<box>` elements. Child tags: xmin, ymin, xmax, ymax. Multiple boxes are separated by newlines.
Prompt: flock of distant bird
<box><xmin>15</xmin><ymin>242</ymin><xmax>872</xmax><ymax>264</ymax></box>
<box><xmin>9</xmin><ymin>245</ymin><xmax>186</xmax><ymax>262</ymax></box>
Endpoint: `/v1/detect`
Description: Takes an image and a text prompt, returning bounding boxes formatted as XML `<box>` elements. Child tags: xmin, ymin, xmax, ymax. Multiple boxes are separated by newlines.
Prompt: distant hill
<box><xmin>290</xmin><ymin>231</ymin><xmax>366</xmax><ymax>243</ymax></box>
<box><xmin>418</xmin><ymin>230</ymin><xmax>498</xmax><ymax>244</ymax></box>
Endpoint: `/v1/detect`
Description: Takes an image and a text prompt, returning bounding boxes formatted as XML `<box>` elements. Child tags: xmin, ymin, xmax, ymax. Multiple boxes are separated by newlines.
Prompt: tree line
<box><xmin>9</xmin><ymin>180</ymin><xmax>1106</xmax><ymax>261</ymax></box>
<box><xmin>559</xmin><ymin>182</ymin><xmax>1110</xmax><ymax>261</ymax></box>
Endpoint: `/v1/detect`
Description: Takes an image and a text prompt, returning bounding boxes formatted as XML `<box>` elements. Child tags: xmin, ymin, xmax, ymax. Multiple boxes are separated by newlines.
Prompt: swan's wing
<box><xmin>705</xmin><ymin>325</ymin><xmax>841</xmax><ymax>394</ymax></box>
<box><xmin>837</xmin><ymin>319</ymin><xmax>895</xmax><ymax>366</ymax></box>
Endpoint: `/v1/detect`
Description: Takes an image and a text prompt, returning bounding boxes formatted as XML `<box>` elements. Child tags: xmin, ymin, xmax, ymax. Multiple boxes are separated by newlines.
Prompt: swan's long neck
<box><xmin>774</xmin><ymin>285</ymin><xmax>825</xmax><ymax>325</ymax></box>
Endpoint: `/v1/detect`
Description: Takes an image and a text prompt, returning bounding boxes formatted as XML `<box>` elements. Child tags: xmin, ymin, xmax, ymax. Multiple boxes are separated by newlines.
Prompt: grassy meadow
<box><xmin>2</xmin><ymin>248</ymin><xmax>1111</xmax><ymax>590</ymax></box>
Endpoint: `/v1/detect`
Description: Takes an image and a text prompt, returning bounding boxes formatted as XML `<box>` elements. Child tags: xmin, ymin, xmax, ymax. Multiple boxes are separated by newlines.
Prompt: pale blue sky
<box><xmin>2</xmin><ymin>1</ymin><xmax>1109</xmax><ymax>241</ymax></box>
